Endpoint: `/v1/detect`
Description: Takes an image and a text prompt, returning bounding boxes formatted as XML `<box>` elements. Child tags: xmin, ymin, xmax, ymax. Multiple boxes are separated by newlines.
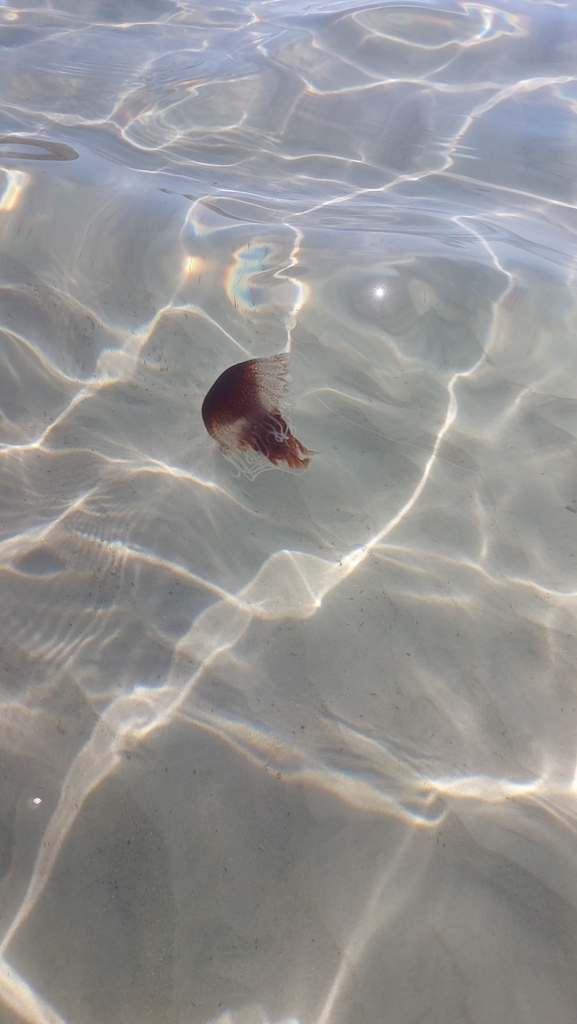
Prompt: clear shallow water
<box><xmin>0</xmin><ymin>0</ymin><xmax>576</xmax><ymax>1021</ymax></box>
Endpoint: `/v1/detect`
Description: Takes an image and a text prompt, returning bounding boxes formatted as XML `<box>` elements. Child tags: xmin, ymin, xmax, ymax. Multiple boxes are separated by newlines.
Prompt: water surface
<box><xmin>0</xmin><ymin>1</ymin><xmax>576</xmax><ymax>1022</ymax></box>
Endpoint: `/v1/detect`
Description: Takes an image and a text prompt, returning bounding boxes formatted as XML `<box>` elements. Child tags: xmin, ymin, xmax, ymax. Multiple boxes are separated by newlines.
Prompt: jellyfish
<box><xmin>202</xmin><ymin>353</ymin><xmax>314</xmax><ymax>479</ymax></box>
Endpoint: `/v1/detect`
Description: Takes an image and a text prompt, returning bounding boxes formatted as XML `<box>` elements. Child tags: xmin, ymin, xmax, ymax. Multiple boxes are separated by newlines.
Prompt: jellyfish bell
<box><xmin>202</xmin><ymin>353</ymin><xmax>315</xmax><ymax>480</ymax></box>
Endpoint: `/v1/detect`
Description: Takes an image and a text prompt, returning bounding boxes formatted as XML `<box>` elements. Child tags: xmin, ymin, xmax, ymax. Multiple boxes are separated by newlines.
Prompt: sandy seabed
<box><xmin>0</xmin><ymin>1</ymin><xmax>576</xmax><ymax>1022</ymax></box>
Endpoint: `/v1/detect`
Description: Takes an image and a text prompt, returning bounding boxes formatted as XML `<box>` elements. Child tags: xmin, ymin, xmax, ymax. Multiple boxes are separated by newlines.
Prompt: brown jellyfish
<box><xmin>202</xmin><ymin>353</ymin><xmax>314</xmax><ymax>479</ymax></box>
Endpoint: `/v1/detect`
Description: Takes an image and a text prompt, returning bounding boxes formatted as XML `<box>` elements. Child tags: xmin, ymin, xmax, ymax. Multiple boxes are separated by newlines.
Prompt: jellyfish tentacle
<box><xmin>263</xmin><ymin>412</ymin><xmax>290</xmax><ymax>444</ymax></box>
<box><xmin>250</xmin><ymin>429</ymin><xmax>270</xmax><ymax>458</ymax></box>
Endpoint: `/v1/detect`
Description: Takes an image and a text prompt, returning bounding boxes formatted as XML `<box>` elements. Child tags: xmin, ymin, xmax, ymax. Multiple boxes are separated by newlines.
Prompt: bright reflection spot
<box><xmin>374</xmin><ymin>286</ymin><xmax>385</xmax><ymax>298</ymax></box>
<box><xmin>0</xmin><ymin>169</ymin><xmax>28</xmax><ymax>211</ymax></box>
<box><xmin>225</xmin><ymin>241</ymin><xmax>271</xmax><ymax>311</ymax></box>
<box><xmin>5</xmin><ymin>12</ymin><xmax>18</xmax><ymax>21</ymax></box>
<box><xmin>463</xmin><ymin>3</ymin><xmax>524</xmax><ymax>43</ymax></box>
<box><xmin>32</xmin><ymin>797</ymin><xmax>42</xmax><ymax>805</ymax></box>
<box><xmin>184</xmin><ymin>255</ymin><xmax>204</xmax><ymax>276</ymax></box>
